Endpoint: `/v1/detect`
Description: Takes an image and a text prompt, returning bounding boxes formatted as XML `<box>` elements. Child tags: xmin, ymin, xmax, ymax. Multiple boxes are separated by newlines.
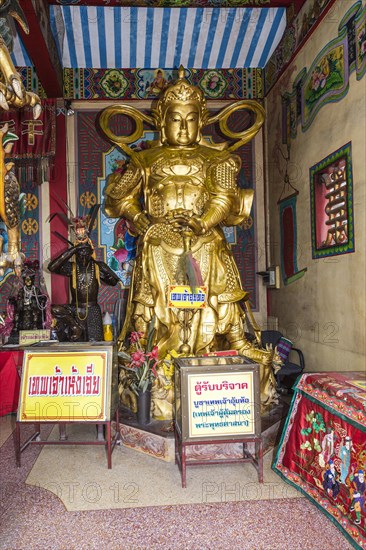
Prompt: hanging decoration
<box><xmin>0</xmin><ymin>99</ymin><xmax>56</xmax><ymax>185</ymax></box>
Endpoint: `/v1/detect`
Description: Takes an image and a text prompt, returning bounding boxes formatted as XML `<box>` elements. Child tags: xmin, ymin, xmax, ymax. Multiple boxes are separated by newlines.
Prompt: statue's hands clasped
<box><xmin>170</xmin><ymin>209</ymin><xmax>205</xmax><ymax>235</ymax></box>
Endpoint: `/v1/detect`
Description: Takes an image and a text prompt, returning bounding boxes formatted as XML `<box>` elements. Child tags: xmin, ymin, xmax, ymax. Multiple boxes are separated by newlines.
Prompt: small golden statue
<box><xmin>101</xmin><ymin>67</ymin><xmax>278</xmax><ymax>414</ymax></box>
<box><xmin>0</xmin><ymin>1</ymin><xmax>42</xmax><ymax>276</ymax></box>
<box><xmin>0</xmin><ymin>123</ymin><xmax>24</xmax><ymax>273</ymax></box>
<box><xmin>0</xmin><ymin>0</ymin><xmax>41</xmax><ymax>116</ymax></box>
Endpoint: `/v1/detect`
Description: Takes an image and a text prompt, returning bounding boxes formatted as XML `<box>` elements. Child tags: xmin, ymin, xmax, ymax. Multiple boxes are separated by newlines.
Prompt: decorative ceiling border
<box><xmin>63</xmin><ymin>67</ymin><xmax>264</xmax><ymax>99</ymax></box>
<box><xmin>49</xmin><ymin>1</ymin><xmax>275</xmax><ymax>7</ymax></box>
<box><xmin>264</xmin><ymin>0</ymin><xmax>338</xmax><ymax>94</ymax></box>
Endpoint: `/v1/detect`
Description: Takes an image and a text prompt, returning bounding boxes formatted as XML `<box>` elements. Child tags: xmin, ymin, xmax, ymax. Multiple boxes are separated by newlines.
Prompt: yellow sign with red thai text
<box><xmin>18</xmin><ymin>349</ymin><xmax>111</xmax><ymax>422</ymax></box>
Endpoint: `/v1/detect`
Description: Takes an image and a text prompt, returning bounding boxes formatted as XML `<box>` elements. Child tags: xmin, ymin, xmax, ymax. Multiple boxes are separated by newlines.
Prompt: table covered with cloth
<box><xmin>0</xmin><ymin>350</ymin><xmax>23</xmax><ymax>416</ymax></box>
<box><xmin>273</xmin><ymin>371</ymin><xmax>366</xmax><ymax>549</ymax></box>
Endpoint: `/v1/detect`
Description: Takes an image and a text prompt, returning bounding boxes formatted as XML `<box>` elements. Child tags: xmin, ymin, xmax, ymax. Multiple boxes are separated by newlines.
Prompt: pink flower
<box><xmin>131</xmin><ymin>350</ymin><xmax>145</xmax><ymax>367</ymax></box>
<box><xmin>147</xmin><ymin>346</ymin><xmax>159</xmax><ymax>362</ymax></box>
<box><xmin>129</xmin><ymin>331</ymin><xmax>144</xmax><ymax>344</ymax></box>
<box><xmin>114</xmin><ymin>248</ymin><xmax>128</xmax><ymax>262</ymax></box>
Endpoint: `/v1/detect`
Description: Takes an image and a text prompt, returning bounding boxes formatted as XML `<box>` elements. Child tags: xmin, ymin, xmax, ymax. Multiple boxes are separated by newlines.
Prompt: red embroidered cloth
<box><xmin>0</xmin><ymin>100</ymin><xmax>56</xmax><ymax>158</ymax></box>
<box><xmin>0</xmin><ymin>351</ymin><xmax>23</xmax><ymax>416</ymax></box>
<box><xmin>297</xmin><ymin>372</ymin><xmax>366</xmax><ymax>425</ymax></box>
<box><xmin>274</xmin><ymin>372</ymin><xmax>366</xmax><ymax>549</ymax></box>
<box><xmin>0</xmin><ymin>99</ymin><xmax>56</xmax><ymax>184</ymax></box>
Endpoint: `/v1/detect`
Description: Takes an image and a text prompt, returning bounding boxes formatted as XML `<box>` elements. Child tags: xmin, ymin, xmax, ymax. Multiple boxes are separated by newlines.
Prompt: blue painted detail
<box><xmin>202</xmin><ymin>8</ymin><xmax>220</xmax><ymax>68</ymax></box>
<box><xmin>81</xmin><ymin>6</ymin><xmax>92</xmax><ymax>67</ymax></box>
<box><xmin>230</xmin><ymin>8</ymin><xmax>252</xmax><ymax>68</ymax></box>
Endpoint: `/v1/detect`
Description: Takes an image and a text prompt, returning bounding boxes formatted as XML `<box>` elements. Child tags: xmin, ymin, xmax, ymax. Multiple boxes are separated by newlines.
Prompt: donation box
<box><xmin>174</xmin><ymin>356</ymin><xmax>261</xmax><ymax>443</ymax></box>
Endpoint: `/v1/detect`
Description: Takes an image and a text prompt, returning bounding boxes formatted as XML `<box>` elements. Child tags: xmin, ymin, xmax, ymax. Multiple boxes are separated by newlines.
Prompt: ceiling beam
<box><xmin>18</xmin><ymin>0</ymin><xmax>63</xmax><ymax>98</ymax></box>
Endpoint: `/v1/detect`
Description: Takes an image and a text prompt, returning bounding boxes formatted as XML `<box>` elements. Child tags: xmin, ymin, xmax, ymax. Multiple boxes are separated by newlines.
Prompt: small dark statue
<box><xmin>8</xmin><ymin>260</ymin><xmax>49</xmax><ymax>342</ymax></box>
<box><xmin>48</xmin><ymin>214</ymin><xmax>119</xmax><ymax>342</ymax></box>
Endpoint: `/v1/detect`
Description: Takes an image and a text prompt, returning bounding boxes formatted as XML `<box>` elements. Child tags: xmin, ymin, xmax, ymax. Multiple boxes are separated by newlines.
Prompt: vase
<box><xmin>137</xmin><ymin>389</ymin><xmax>152</xmax><ymax>425</ymax></box>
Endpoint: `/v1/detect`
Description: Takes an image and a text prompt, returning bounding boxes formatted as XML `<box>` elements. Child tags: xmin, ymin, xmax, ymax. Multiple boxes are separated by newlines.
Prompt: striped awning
<box><xmin>11</xmin><ymin>5</ymin><xmax>286</xmax><ymax>69</ymax></box>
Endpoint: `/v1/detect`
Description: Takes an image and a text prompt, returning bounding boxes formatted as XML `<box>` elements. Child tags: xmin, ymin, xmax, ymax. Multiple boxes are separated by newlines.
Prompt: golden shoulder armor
<box><xmin>222</xmin><ymin>188</ymin><xmax>254</xmax><ymax>227</ymax></box>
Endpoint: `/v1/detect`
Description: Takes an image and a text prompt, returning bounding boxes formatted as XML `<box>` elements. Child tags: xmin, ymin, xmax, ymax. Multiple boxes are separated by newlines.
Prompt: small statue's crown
<box><xmin>22</xmin><ymin>260</ymin><xmax>39</xmax><ymax>278</ymax></box>
<box><xmin>158</xmin><ymin>66</ymin><xmax>206</xmax><ymax>112</ymax></box>
<box><xmin>72</xmin><ymin>216</ymin><xmax>88</xmax><ymax>231</ymax></box>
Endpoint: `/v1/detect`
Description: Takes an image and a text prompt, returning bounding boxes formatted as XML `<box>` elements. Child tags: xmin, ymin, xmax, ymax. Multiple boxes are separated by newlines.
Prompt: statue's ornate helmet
<box><xmin>71</xmin><ymin>215</ymin><xmax>90</xmax><ymax>243</ymax></box>
<box><xmin>155</xmin><ymin>66</ymin><xmax>208</xmax><ymax>125</ymax></box>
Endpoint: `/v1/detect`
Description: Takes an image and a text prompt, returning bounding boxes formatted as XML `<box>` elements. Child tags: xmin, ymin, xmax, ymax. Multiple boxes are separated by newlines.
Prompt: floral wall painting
<box><xmin>310</xmin><ymin>142</ymin><xmax>355</xmax><ymax>260</ymax></box>
<box><xmin>302</xmin><ymin>37</ymin><xmax>348</xmax><ymax>131</ymax></box>
<box><xmin>280</xmin><ymin>2</ymin><xmax>364</xmax><ymax>139</ymax></box>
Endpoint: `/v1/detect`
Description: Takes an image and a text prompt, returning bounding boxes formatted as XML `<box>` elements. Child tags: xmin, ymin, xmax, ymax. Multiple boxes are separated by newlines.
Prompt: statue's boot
<box><xmin>226</xmin><ymin>322</ymin><xmax>273</xmax><ymax>364</ymax></box>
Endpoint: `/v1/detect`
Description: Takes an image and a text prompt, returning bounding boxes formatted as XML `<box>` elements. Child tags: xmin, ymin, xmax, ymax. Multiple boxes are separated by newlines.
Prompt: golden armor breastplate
<box><xmin>146</xmin><ymin>152</ymin><xmax>209</xmax><ymax>219</ymax></box>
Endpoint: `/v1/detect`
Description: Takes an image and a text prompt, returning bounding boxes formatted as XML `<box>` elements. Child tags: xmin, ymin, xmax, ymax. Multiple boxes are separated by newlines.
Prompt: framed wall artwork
<box><xmin>310</xmin><ymin>142</ymin><xmax>355</xmax><ymax>259</ymax></box>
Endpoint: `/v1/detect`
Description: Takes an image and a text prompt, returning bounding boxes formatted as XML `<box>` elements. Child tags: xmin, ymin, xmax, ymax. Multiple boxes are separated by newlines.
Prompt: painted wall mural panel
<box><xmin>310</xmin><ymin>142</ymin><xmax>354</xmax><ymax>260</ymax></box>
<box><xmin>302</xmin><ymin>38</ymin><xmax>348</xmax><ymax>131</ymax></box>
<box><xmin>64</xmin><ymin>68</ymin><xmax>263</xmax><ymax>101</ymax></box>
<box><xmin>97</xmin><ymin>134</ymin><xmax>154</xmax><ymax>288</ymax></box>
<box><xmin>16</xmin><ymin>67</ymin><xmax>262</xmax><ymax>103</ymax></box>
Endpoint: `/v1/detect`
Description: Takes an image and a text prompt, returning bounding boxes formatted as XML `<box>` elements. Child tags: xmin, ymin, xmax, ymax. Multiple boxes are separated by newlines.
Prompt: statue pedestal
<box><xmin>114</xmin><ymin>398</ymin><xmax>289</xmax><ymax>463</ymax></box>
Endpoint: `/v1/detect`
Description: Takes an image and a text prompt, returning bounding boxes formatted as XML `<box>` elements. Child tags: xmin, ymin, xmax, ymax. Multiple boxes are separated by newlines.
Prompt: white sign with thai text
<box><xmin>188</xmin><ymin>371</ymin><xmax>255</xmax><ymax>438</ymax></box>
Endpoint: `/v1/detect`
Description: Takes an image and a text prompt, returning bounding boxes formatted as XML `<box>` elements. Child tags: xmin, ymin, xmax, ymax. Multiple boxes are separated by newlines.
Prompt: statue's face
<box><xmin>163</xmin><ymin>102</ymin><xmax>200</xmax><ymax>146</ymax></box>
<box><xmin>23</xmin><ymin>275</ymin><xmax>34</xmax><ymax>288</ymax></box>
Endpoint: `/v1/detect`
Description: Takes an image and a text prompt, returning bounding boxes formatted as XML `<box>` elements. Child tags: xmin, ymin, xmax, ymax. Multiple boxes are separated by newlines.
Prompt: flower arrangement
<box><xmin>118</xmin><ymin>330</ymin><xmax>158</xmax><ymax>394</ymax></box>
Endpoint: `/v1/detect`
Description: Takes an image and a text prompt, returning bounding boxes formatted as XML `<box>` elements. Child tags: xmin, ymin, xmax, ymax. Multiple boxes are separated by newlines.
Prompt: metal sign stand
<box><xmin>15</xmin><ymin>408</ymin><xmax>120</xmax><ymax>469</ymax></box>
<box><xmin>174</xmin><ymin>432</ymin><xmax>263</xmax><ymax>488</ymax></box>
<box><xmin>15</xmin><ymin>344</ymin><xmax>120</xmax><ymax>469</ymax></box>
<box><xmin>174</xmin><ymin>356</ymin><xmax>263</xmax><ymax>488</ymax></box>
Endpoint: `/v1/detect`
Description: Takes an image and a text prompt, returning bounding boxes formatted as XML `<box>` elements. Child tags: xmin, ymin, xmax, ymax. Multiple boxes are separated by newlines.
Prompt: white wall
<box><xmin>265</xmin><ymin>0</ymin><xmax>366</xmax><ymax>372</ymax></box>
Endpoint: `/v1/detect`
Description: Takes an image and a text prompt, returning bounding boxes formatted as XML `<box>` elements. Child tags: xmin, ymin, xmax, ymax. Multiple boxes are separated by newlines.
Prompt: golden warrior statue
<box><xmin>0</xmin><ymin>0</ymin><xmax>41</xmax><ymax>274</ymax></box>
<box><xmin>101</xmin><ymin>67</ymin><xmax>278</xmax><ymax>412</ymax></box>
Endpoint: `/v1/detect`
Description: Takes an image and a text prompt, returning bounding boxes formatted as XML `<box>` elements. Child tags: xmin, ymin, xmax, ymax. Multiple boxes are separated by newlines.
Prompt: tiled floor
<box><xmin>0</xmin><ymin>416</ymin><xmax>353</xmax><ymax>550</ymax></box>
